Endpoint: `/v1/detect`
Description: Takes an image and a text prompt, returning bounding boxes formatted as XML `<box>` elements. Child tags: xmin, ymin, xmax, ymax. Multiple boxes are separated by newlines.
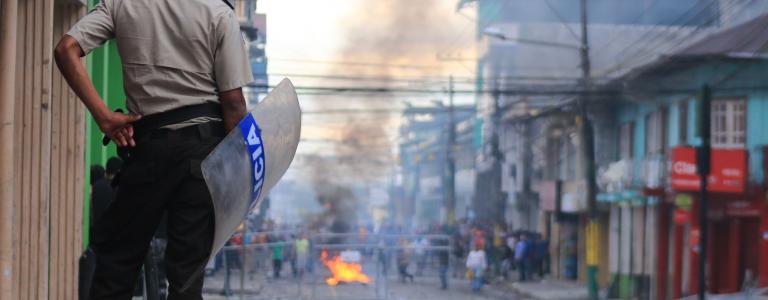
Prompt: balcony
<box><xmin>598</xmin><ymin>159</ymin><xmax>633</xmax><ymax>193</ymax></box>
<box><xmin>642</xmin><ymin>153</ymin><xmax>667</xmax><ymax>194</ymax></box>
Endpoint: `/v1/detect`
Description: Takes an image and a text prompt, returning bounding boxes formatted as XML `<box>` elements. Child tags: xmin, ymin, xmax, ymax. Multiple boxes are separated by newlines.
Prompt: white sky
<box><xmin>256</xmin><ymin>0</ymin><xmax>478</xmax><ymax>216</ymax></box>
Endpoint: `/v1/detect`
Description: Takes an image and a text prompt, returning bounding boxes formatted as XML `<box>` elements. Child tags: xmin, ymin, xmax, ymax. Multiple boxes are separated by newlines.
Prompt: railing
<box><xmin>141</xmin><ymin>231</ymin><xmax>456</xmax><ymax>300</ymax></box>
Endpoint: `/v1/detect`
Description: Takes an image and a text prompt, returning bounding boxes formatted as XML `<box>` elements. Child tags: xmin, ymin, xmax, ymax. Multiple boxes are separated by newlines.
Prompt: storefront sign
<box><xmin>674</xmin><ymin>209</ymin><xmax>691</xmax><ymax>224</ymax></box>
<box><xmin>670</xmin><ymin>147</ymin><xmax>747</xmax><ymax>193</ymax></box>
<box><xmin>539</xmin><ymin>181</ymin><xmax>559</xmax><ymax>212</ymax></box>
<box><xmin>689</xmin><ymin>228</ymin><xmax>701</xmax><ymax>253</ymax></box>
<box><xmin>674</xmin><ymin>194</ymin><xmax>693</xmax><ymax>210</ymax></box>
<box><xmin>561</xmin><ymin>181</ymin><xmax>586</xmax><ymax>213</ymax></box>
<box><xmin>725</xmin><ymin>201</ymin><xmax>762</xmax><ymax>217</ymax></box>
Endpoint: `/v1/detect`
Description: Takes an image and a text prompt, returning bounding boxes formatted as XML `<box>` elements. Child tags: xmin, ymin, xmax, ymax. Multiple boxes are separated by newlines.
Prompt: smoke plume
<box><xmin>304</xmin><ymin>0</ymin><xmax>459</xmax><ymax>229</ymax></box>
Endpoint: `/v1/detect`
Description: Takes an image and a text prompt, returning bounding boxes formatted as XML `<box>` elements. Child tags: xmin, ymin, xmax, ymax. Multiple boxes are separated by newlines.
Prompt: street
<box><xmin>201</xmin><ymin>271</ymin><xmax>521</xmax><ymax>300</ymax></box>
<box><xmin>5</xmin><ymin>0</ymin><xmax>768</xmax><ymax>299</ymax></box>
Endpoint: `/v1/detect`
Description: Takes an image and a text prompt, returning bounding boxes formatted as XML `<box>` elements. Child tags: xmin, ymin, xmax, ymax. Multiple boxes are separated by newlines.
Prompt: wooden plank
<box><xmin>66</xmin><ymin>4</ymin><xmax>79</xmax><ymax>291</ymax></box>
<box><xmin>58</xmin><ymin>6</ymin><xmax>74</xmax><ymax>299</ymax></box>
<box><xmin>72</xmin><ymin>1</ymin><xmax>87</xmax><ymax>284</ymax></box>
<box><xmin>33</xmin><ymin>0</ymin><xmax>54</xmax><ymax>297</ymax></box>
<box><xmin>50</xmin><ymin>1</ymin><xmax>64</xmax><ymax>298</ymax></box>
<box><xmin>73</xmin><ymin>96</ymin><xmax>85</xmax><ymax>300</ymax></box>
<box><xmin>74</xmin><ymin>8</ymin><xmax>86</xmax><ymax>299</ymax></box>
<box><xmin>64</xmin><ymin>48</ymin><xmax>75</xmax><ymax>300</ymax></box>
<box><xmin>49</xmin><ymin>30</ymin><xmax>61</xmax><ymax>297</ymax></box>
<box><xmin>61</xmin><ymin>7</ymin><xmax>73</xmax><ymax>299</ymax></box>
<box><xmin>19</xmin><ymin>1</ymin><xmax>33</xmax><ymax>297</ymax></box>
<box><xmin>11</xmin><ymin>2</ymin><xmax>24</xmax><ymax>298</ymax></box>
<box><xmin>64</xmin><ymin>8</ymin><xmax>74</xmax><ymax>300</ymax></box>
<box><xmin>0</xmin><ymin>0</ymin><xmax>18</xmax><ymax>298</ymax></box>
<box><xmin>29</xmin><ymin>0</ymin><xmax>43</xmax><ymax>296</ymax></box>
<box><xmin>49</xmin><ymin>48</ymin><xmax>58</xmax><ymax>300</ymax></box>
<box><xmin>41</xmin><ymin>0</ymin><xmax>54</xmax><ymax>297</ymax></box>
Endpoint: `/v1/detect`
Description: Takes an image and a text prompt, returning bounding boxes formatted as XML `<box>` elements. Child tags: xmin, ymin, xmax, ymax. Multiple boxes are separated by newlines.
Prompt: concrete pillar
<box><xmin>0</xmin><ymin>0</ymin><xmax>18</xmax><ymax>298</ymax></box>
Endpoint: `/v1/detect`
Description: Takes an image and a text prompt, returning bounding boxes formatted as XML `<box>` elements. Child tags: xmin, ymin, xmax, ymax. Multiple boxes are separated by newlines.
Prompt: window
<box><xmin>645</xmin><ymin>108</ymin><xmax>668</xmax><ymax>155</ymax></box>
<box><xmin>711</xmin><ymin>99</ymin><xmax>747</xmax><ymax>148</ymax></box>
<box><xmin>679</xmin><ymin>101</ymin><xmax>688</xmax><ymax>144</ymax></box>
<box><xmin>619</xmin><ymin>122</ymin><xmax>634</xmax><ymax>160</ymax></box>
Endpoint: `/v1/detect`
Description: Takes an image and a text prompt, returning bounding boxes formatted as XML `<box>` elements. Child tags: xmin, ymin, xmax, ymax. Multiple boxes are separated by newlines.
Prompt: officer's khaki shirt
<box><xmin>67</xmin><ymin>0</ymin><xmax>254</xmax><ymax>124</ymax></box>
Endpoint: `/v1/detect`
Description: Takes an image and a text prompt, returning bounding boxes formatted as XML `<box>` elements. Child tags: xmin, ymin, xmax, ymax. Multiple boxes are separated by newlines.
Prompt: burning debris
<box><xmin>320</xmin><ymin>250</ymin><xmax>371</xmax><ymax>286</ymax></box>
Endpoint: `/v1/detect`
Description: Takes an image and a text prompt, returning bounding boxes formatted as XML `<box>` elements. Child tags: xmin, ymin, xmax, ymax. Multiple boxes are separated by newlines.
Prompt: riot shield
<box><xmin>200</xmin><ymin>78</ymin><xmax>301</xmax><ymax>266</ymax></box>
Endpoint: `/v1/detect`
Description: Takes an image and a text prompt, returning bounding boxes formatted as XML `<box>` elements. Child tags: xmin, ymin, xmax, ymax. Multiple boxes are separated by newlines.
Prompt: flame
<box><xmin>320</xmin><ymin>250</ymin><xmax>371</xmax><ymax>286</ymax></box>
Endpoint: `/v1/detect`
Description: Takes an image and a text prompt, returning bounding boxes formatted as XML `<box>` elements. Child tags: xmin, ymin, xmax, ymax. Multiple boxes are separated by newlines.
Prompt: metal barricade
<box><xmin>189</xmin><ymin>231</ymin><xmax>455</xmax><ymax>300</ymax></box>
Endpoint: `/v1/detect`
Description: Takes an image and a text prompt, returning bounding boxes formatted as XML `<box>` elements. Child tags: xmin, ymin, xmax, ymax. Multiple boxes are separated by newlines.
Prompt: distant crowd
<box><xmin>209</xmin><ymin>219</ymin><xmax>551</xmax><ymax>293</ymax></box>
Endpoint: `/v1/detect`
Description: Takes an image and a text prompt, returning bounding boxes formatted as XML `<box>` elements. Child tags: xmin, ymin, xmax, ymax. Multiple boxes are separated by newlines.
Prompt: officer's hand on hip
<box><xmin>97</xmin><ymin>111</ymin><xmax>142</xmax><ymax>147</ymax></box>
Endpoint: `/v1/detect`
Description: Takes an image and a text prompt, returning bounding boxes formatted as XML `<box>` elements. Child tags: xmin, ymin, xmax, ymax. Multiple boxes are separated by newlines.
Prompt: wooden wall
<box><xmin>8</xmin><ymin>0</ymin><xmax>86</xmax><ymax>299</ymax></box>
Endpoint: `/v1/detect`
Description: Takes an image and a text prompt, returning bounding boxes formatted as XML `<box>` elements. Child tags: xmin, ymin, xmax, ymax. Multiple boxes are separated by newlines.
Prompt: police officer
<box><xmin>54</xmin><ymin>0</ymin><xmax>252</xmax><ymax>299</ymax></box>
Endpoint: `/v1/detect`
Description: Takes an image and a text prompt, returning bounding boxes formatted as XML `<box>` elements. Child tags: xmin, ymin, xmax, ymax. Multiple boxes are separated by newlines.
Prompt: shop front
<box><xmin>542</xmin><ymin>180</ymin><xmax>610</xmax><ymax>285</ymax></box>
<box><xmin>668</xmin><ymin>146</ymin><xmax>768</xmax><ymax>297</ymax></box>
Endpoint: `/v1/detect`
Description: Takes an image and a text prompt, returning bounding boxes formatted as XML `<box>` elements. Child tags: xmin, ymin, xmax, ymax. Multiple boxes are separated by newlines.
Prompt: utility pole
<box><xmin>473</xmin><ymin>83</ymin><xmax>505</xmax><ymax>228</ymax></box>
<box><xmin>445</xmin><ymin>75</ymin><xmax>457</xmax><ymax>225</ymax></box>
<box><xmin>491</xmin><ymin>84</ymin><xmax>506</xmax><ymax>227</ymax></box>
<box><xmin>696</xmin><ymin>85</ymin><xmax>712</xmax><ymax>300</ymax></box>
<box><xmin>577</xmin><ymin>0</ymin><xmax>600</xmax><ymax>299</ymax></box>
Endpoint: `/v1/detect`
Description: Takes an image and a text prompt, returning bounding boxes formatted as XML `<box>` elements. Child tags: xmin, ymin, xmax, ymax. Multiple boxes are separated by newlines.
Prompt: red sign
<box><xmin>689</xmin><ymin>228</ymin><xmax>701</xmax><ymax>253</ymax></box>
<box><xmin>673</xmin><ymin>209</ymin><xmax>691</xmax><ymax>224</ymax></box>
<box><xmin>670</xmin><ymin>147</ymin><xmax>747</xmax><ymax>193</ymax></box>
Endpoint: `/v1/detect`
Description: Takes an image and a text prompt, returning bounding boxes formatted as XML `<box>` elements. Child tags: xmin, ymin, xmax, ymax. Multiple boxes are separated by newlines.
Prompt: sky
<box><xmin>258</xmin><ymin>0</ymin><xmax>477</xmax><ymax>80</ymax></box>
<box><xmin>256</xmin><ymin>0</ymin><xmax>478</xmax><ymax>222</ymax></box>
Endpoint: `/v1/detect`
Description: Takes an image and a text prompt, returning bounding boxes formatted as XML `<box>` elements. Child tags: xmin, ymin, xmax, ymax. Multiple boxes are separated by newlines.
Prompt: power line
<box><xmin>543</xmin><ymin>0</ymin><xmax>581</xmax><ymax>41</ymax></box>
<box><xmin>620</xmin><ymin>0</ymin><xmax>757</xmax><ymax>71</ymax></box>
<box><xmin>302</xmin><ymin>107</ymin><xmax>475</xmax><ymax>115</ymax></box>
<box><xmin>262</xmin><ymin>72</ymin><xmax>590</xmax><ymax>83</ymax></box>
<box><xmin>267</xmin><ymin>57</ymin><xmax>443</xmax><ymax>70</ymax></box>
<box><xmin>597</xmin><ymin>0</ymin><xmax>730</xmax><ymax>77</ymax></box>
<box><xmin>250</xmin><ymin>82</ymin><xmax>738</xmax><ymax>96</ymax></box>
<box><xmin>589</xmin><ymin>0</ymin><xmax>661</xmax><ymax>57</ymax></box>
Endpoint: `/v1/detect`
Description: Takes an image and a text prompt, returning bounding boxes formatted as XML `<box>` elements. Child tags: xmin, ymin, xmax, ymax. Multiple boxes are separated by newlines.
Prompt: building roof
<box><xmin>617</xmin><ymin>13</ymin><xmax>768</xmax><ymax>83</ymax></box>
<box><xmin>676</xmin><ymin>12</ymin><xmax>768</xmax><ymax>58</ymax></box>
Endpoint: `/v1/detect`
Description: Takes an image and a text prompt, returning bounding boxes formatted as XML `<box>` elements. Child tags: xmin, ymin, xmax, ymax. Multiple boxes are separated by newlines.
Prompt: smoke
<box><xmin>303</xmin><ymin>0</ymin><xmax>459</xmax><ymax>229</ymax></box>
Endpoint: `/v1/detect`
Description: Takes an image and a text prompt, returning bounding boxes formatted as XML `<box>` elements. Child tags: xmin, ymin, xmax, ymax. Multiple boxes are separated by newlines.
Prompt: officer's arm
<box><xmin>219</xmin><ymin>88</ymin><xmax>247</xmax><ymax>132</ymax></box>
<box><xmin>54</xmin><ymin>36</ymin><xmax>110</xmax><ymax>121</ymax></box>
<box><xmin>54</xmin><ymin>36</ymin><xmax>140</xmax><ymax>147</ymax></box>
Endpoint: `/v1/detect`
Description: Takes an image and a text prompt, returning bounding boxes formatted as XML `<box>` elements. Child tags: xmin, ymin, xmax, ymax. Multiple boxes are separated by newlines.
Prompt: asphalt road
<box><xmin>201</xmin><ymin>267</ymin><xmax>524</xmax><ymax>300</ymax></box>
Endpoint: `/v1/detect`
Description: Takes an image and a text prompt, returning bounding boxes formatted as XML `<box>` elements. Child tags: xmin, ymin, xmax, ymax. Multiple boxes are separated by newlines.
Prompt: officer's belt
<box><xmin>103</xmin><ymin>103</ymin><xmax>222</xmax><ymax>146</ymax></box>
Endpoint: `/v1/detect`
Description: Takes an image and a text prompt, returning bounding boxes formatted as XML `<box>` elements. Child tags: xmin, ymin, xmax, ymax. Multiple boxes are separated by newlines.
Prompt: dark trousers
<box><xmin>438</xmin><ymin>265</ymin><xmax>448</xmax><ymax>289</ymax></box>
<box><xmin>273</xmin><ymin>259</ymin><xmax>283</xmax><ymax>278</ymax></box>
<box><xmin>89</xmin><ymin>123</ymin><xmax>223</xmax><ymax>300</ymax></box>
<box><xmin>517</xmin><ymin>259</ymin><xmax>529</xmax><ymax>281</ymax></box>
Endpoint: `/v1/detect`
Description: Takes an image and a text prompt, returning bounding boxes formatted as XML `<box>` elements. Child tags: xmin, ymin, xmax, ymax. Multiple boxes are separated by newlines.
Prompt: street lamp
<box><xmin>482</xmin><ymin>27</ymin><xmax>581</xmax><ymax>50</ymax></box>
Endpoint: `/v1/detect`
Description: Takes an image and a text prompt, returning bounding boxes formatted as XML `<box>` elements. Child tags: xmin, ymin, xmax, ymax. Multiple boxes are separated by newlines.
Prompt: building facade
<box><xmin>463</xmin><ymin>0</ymin><xmax>727</xmax><ymax>289</ymax></box>
<box><xmin>600</xmin><ymin>13</ymin><xmax>768</xmax><ymax>299</ymax></box>
<box><xmin>398</xmin><ymin>103</ymin><xmax>476</xmax><ymax>228</ymax></box>
<box><xmin>0</xmin><ymin>0</ymin><xmax>88</xmax><ymax>299</ymax></box>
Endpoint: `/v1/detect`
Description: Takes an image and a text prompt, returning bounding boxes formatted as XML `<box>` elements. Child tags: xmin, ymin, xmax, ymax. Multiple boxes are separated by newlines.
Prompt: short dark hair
<box><xmin>91</xmin><ymin>165</ymin><xmax>105</xmax><ymax>184</ymax></box>
<box><xmin>106</xmin><ymin>157</ymin><xmax>123</xmax><ymax>176</ymax></box>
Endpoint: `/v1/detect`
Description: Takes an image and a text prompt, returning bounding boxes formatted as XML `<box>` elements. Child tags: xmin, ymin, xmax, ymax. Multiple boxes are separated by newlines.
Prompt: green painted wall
<box><xmin>83</xmin><ymin>0</ymin><xmax>127</xmax><ymax>248</ymax></box>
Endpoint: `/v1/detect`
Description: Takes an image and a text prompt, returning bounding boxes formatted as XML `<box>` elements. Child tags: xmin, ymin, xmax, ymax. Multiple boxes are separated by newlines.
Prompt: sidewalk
<box><xmin>504</xmin><ymin>279</ymin><xmax>589</xmax><ymax>300</ymax></box>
